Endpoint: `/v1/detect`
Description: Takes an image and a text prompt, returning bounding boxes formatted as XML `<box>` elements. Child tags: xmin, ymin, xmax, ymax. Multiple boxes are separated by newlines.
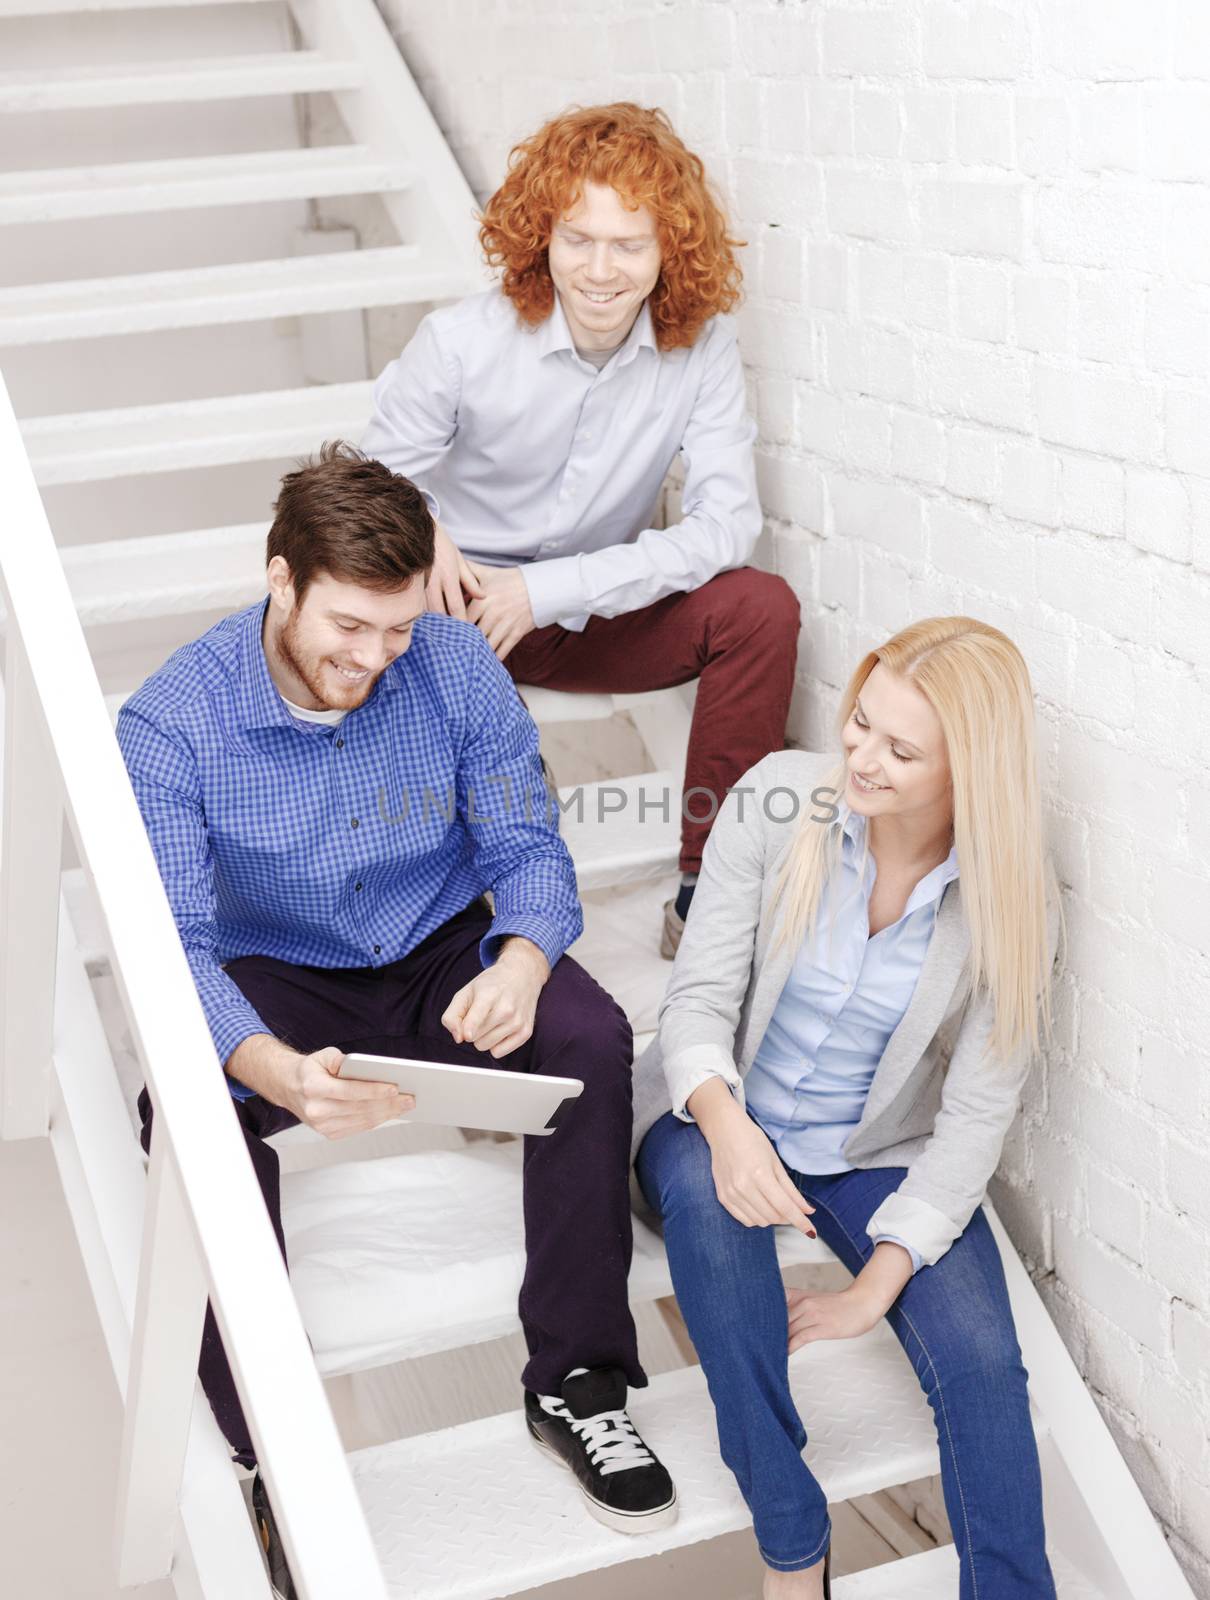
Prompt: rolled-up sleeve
<box><xmin>452</xmin><ymin>632</ymin><xmax>582</xmax><ymax>970</ymax></box>
<box><xmin>116</xmin><ymin>709</ymin><xmax>268</xmax><ymax>1094</ymax></box>
<box><xmin>519</xmin><ymin>318</ymin><xmax>761</xmax><ymax>627</ymax></box>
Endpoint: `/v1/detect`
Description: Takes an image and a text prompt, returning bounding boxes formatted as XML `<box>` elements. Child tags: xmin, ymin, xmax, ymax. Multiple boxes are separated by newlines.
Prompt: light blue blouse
<box><xmin>745</xmin><ymin>807</ymin><xmax>960</xmax><ymax>1269</ymax></box>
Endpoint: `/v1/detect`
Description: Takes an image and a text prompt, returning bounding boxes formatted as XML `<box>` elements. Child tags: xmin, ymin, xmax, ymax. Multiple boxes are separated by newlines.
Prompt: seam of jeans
<box><xmin>896</xmin><ymin>1304</ymin><xmax>979</xmax><ymax>1600</ymax></box>
<box><xmin>795</xmin><ymin>1184</ymin><xmax>980</xmax><ymax>1600</ymax></box>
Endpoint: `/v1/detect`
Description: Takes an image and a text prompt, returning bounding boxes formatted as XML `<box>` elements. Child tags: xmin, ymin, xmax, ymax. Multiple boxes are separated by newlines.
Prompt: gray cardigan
<box><xmin>632</xmin><ymin>749</ymin><xmax>1059</xmax><ymax>1267</ymax></box>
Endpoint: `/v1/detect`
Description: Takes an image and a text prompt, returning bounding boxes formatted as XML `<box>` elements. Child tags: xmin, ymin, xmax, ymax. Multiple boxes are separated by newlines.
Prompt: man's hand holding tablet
<box><xmin>226</xmin><ymin>1034</ymin><xmax>414</xmax><ymax>1140</ymax></box>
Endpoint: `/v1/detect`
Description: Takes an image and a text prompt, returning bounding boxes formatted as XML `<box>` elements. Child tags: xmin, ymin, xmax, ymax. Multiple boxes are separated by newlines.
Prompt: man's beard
<box><xmin>276</xmin><ymin>607</ymin><xmax>378</xmax><ymax>712</ymax></box>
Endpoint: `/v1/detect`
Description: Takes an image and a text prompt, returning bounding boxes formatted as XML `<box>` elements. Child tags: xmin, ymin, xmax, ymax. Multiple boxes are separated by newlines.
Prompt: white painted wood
<box><xmin>832</xmin><ymin>1543</ymin><xmax>1103</xmax><ymax>1597</ymax></box>
<box><xmin>282</xmin><ymin>1141</ymin><xmax>827</xmax><ymax>1376</ymax></box>
<box><xmin>289</xmin><ymin>0</ymin><xmax>490</xmax><ymax>278</ymax></box>
<box><xmin>0</xmin><ymin>50</ymin><xmax>364</xmax><ymax>112</ymax></box>
<box><xmin>988</xmin><ymin>1205</ymin><xmax>1197</xmax><ymax>1599</ymax></box>
<box><xmin>52</xmin><ymin>897</ymin><xmax>271</xmax><ymax>1597</ymax></box>
<box><xmin>0</xmin><ymin>246</ymin><xmax>447</xmax><ymax>346</ymax></box>
<box><xmin>115</xmin><ymin>1137</ymin><xmax>209</xmax><ymax>1585</ymax></box>
<box><xmin>520</xmin><ymin>686</ymin><xmax>619</xmax><ymax>725</ymax></box>
<box><xmin>60</xmin><ymin>522</ymin><xmax>269</xmax><ymax>625</ymax></box>
<box><xmin>0</xmin><ymin>146</ymin><xmax>414</xmax><ymax>226</ymax></box>
<box><xmin>0</xmin><ymin>378</ymin><xmax>387</xmax><ymax>1597</ymax></box>
<box><xmin>21</xmin><ymin>378</ymin><xmax>376</xmax><ymax>485</ymax></box>
<box><xmin>0</xmin><ymin>0</ymin><xmax>266</xmax><ymax>11</ymax></box>
<box><xmin>292</xmin><ymin>224</ymin><xmax>370</xmax><ymax>385</ymax></box>
<box><xmin>558</xmin><ymin>769</ymin><xmax>682</xmax><ymax>890</ymax></box>
<box><xmin>0</xmin><ymin>635</ymin><xmax>61</xmax><ymax>1140</ymax></box>
<box><xmin>616</xmin><ymin>684</ymin><xmax>694</xmax><ymax>783</ymax></box>
<box><xmin>350</xmin><ymin>1331</ymin><xmax>940</xmax><ymax>1600</ymax></box>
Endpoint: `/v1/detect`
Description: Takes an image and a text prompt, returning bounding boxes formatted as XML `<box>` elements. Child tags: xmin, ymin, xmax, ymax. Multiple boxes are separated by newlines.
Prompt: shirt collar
<box><xmin>536</xmin><ymin>293</ymin><xmax>657</xmax><ymax>371</ymax></box>
<box><xmin>839</xmin><ymin>804</ymin><xmax>960</xmax><ymax>914</ymax></box>
<box><xmin>238</xmin><ymin>599</ymin><xmax>295</xmax><ymax>731</ymax></box>
<box><xmin>235</xmin><ymin>598</ymin><xmax>402</xmax><ymax>732</ymax></box>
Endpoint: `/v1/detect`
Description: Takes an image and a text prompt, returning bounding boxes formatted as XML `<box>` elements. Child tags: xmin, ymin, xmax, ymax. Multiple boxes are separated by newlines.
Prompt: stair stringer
<box><xmin>989</xmin><ymin>1206</ymin><xmax>1196</xmax><ymax>1599</ymax></box>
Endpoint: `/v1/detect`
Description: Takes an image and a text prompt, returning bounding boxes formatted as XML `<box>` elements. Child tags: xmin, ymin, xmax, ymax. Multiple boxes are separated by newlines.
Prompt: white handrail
<box><xmin>0</xmin><ymin>373</ymin><xmax>388</xmax><ymax>1597</ymax></box>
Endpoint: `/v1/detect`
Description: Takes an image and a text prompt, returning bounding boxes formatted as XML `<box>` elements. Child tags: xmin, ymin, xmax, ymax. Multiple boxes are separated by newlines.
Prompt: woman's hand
<box><xmin>786</xmin><ymin>1285</ymin><xmax>884</xmax><ymax>1350</ymax></box>
<box><xmin>425</xmin><ymin>523</ymin><xmax>484</xmax><ymax>621</ymax></box>
<box><xmin>687</xmin><ymin>1077</ymin><xmax>816</xmax><ymax>1235</ymax></box>
<box><xmin>786</xmin><ymin>1241</ymin><xmax>914</xmax><ymax>1349</ymax></box>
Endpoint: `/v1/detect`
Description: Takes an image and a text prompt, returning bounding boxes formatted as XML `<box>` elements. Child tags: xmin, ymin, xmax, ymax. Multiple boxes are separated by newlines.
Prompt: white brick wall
<box><xmin>373</xmin><ymin>2</ymin><xmax>1210</xmax><ymax>1587</ymax></box>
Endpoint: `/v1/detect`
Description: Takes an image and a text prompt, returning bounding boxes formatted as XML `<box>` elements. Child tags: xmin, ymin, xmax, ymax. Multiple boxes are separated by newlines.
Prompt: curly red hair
<box><xmin>478</xmin><ymin>103</ymin><xmax>743</xmax><ymax>352</ymax></box>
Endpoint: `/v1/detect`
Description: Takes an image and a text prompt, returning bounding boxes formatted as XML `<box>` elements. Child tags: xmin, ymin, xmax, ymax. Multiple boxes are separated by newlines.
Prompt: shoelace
<box><xmin>541</xmin><ymin>1398</ymin><xmax>655</xmax><ymax>1477</ymax></box>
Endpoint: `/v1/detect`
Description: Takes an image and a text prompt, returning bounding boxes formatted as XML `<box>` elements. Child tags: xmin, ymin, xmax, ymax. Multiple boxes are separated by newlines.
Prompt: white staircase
<box><xmin>0</xmin><ymin>5</ymin><xmax>1198</xmax><ymax>1600</ymax></box>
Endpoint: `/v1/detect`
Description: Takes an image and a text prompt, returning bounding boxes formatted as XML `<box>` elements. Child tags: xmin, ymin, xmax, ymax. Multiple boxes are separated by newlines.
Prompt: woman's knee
<box><xmin>638</xmin><ymin>1113</ymin><xmax>723</xmax><ymax>1222</ymax></box>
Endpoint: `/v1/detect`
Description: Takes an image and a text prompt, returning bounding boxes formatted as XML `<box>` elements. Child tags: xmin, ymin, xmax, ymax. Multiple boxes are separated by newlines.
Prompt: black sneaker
<box><xmin>251</xmin><ymin>1470</ymin><xmax>298</xmax><ymax>1600</ymax></box>
<box><xmin>525</xmin><ymin>1366</ymin><xmax>678</xmax><ymax>1535</ymax></box>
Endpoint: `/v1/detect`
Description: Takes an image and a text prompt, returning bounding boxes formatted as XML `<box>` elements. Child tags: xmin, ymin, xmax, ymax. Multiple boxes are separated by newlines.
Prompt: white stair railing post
<box><xmin>0</xmin><ymin>628</ymin><xmax>62</xmax><ymax>1140</ymax></box>
<box><xmin>114</xmin><ymin>1125</ymin><xmax>210</xmax><ymax>1587</ymax></box>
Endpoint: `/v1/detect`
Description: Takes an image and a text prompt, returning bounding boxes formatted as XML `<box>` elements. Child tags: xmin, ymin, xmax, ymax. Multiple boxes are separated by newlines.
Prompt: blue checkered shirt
<box><xmin>117</xmin><ymin>601</ymin><xmax>582</xmax><ymax>1096</ymax></box>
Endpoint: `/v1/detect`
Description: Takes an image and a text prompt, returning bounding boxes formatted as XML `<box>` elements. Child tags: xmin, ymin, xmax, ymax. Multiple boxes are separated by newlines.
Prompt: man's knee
<box><xmin>534</xmin><ymin>959</ymin><xmax>633</xmax><ymax>1086</ymax></box>
<box><xmin>706</xmin><ymin>568</ymin><xmax>800</xmax><ymax>641</ymax></box>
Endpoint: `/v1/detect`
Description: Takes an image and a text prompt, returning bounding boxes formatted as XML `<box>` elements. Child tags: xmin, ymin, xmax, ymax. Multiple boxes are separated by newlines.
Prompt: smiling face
<box><xmin>546</xmin><ymin>180</ymin><xmax>662</xmax><ymax>352</ymax></box>
<box><xmin>841</xmin><ymin>661</ymin><xmax>953</xmax><ymax>825</ymax></box>
<box><xmin>264</xmin><ymin>558</ymin><xmax>428</xmax><ymax>713</ymax></box>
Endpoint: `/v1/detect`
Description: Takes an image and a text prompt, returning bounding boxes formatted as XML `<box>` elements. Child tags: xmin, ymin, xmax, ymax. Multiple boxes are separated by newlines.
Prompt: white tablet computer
<box><xmin>337</xmin><ymin>1053</ymin><xmax>584</xmax><ymax>1137</ymax></box>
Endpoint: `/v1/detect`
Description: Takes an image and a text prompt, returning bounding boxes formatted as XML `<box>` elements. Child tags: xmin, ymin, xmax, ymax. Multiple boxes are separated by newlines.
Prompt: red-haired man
<box><xmin>363</xmin><ymin>103</ymin><xmax>799</xmax><ymax>956</ymax></box>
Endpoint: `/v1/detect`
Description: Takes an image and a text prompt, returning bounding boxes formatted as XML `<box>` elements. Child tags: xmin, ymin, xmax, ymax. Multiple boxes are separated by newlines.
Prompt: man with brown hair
<box><xmin>363</xmin><ymin>103</ymin><xmax>800</xmax><ymax>956</ymax></box>
<box><xmin>118</xmin><ymin>444</ymin><xmax>676</xmax><ymax>1598</ymax></box>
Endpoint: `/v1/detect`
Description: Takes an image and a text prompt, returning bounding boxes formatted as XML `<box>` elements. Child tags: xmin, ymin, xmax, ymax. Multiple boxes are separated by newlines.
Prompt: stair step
<box><xmin>0</xmin><ymin>50</ymin><xmax>364</xmax><ymax>112</ymax></box>
<box><xmin>282</xmin><ymin>1141</ymin><xmax>828</xmax><ymax>1376</ymax></box>
<box><xmin>348</xmin><ymin>1331</ymin><xmax>938</xmax><ymax>1600</ymax></box>
<box><xmin>0</xmin><ymin>145</ymin><xmax>414</xmax><ymax>226</ymax></box>
<box><xmin>834</xmin><ymin>1547</ymin><xmax>957</xmax><ymax>1598</ymax></box>
<box><xmin>0</xmin><ymin>245</ymin><xmax>448</xmax><ymax>345</ymax></box>
<box><xmin>558</xmin><ymin>769</ymin><xmax>681</xmax><ymax>891</ymax></box>
<box><xmin>21</xmin><ymin>378</ymin><xmax>375</xmax><ymax>485</ymax></box>
<box><xmin>833</xmin><ymin>1546</ymin><xmax>1100</xmax><ymax>1598</ymax></box>
<box><xmin>61</xmin><ymin>523</ymin><xmax>269</xmax><ymax>624</ymax></box>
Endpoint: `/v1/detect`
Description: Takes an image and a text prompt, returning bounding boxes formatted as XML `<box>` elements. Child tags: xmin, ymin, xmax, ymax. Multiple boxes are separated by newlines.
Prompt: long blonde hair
<box><xmin>773</xmin><ymin>617</ymin><xmax>1053</xmax><ymax>1062</ymax></box>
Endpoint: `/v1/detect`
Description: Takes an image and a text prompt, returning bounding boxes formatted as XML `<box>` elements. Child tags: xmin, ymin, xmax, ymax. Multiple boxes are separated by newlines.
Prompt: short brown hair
<box><xmin>267</xmin><ymin>441</ymin><xmax>434</xmax><ymax>605</ymax></box>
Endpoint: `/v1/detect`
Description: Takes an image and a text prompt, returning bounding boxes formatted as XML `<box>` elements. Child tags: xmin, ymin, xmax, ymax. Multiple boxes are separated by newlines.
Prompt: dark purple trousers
<box><xmin>139</xmin><ymin>900</ymin><xmax>645</xmax><ymax>1469</ymax></box>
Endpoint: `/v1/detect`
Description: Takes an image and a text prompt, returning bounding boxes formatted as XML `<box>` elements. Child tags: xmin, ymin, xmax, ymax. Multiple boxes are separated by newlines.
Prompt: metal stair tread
<box><xmin>20</xmin><ymin>378</ymin><xmax>377</xmax><ymax>484</ymax></box>
<box><xmin>833</xmin><ymin>1545</ymin><xmax>1101</xmax><ymax>1597</ymax></box>
<box><xmin>0</xmin><ymin>144</ymin><xmax>414</xmax><ymax>225</ymax></box>
<box><xmin>0</xmin><ymin>245</ymin><xmax>453</xmax><ymax>345</ymax></box>
<box><xmin>0</xmin><ymin>50</ymin><xmax>364</xmax><ymax>112</ymax></box>
<box><xmin>281</xmin><ymin>1139</ymin><xmax>830</xmax><ymax>1376</ymax></box>
<box><xmin>348</xmin><ymin>1333</ymin><xmax>939</xmax><ymax>1600</ymax></box>
<box><xmin>558</xmin><ymin>769</ymin><xmax>681</xmax><ymax>890</ymax></box>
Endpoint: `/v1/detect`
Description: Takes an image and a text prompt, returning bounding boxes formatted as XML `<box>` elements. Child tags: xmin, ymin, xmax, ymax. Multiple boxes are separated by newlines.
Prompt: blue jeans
<box><xmin>637</xmin><ymin>1112</ymin><xmax>1057</xmax><ymax>1598</ymax></box>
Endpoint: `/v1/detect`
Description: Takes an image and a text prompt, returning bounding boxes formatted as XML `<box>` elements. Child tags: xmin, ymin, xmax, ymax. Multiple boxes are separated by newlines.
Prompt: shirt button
<box><xmin>354</xmin><ymin>882</ymin><xmax>363</xmax><ymax>892</ymax></box>
<box><xmin>351</xmin><ymin>818</ymin><xmax>359</xmax><ymax>829</ymax></box>
<box><xmin>373</xmin><ymin>944</ymin><xmax>381</xmax><ymax>955</ymax></box>
<box><xmin>336</xmin><ymin>738</ymin><xmax>344</xmax><ymax>749</ymax></box>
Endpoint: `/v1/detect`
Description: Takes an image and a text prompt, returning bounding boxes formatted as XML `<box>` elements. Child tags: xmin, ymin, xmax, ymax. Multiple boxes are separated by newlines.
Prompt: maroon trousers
<box><xmin>507</xmin><ymin>568</ymin><xmax>801</xmax><ymax>874</ymax></box>
<box><xmin>139</xmin><ymin>901</ymin><xmax>643</xmax><ymax>1469</ymax></box>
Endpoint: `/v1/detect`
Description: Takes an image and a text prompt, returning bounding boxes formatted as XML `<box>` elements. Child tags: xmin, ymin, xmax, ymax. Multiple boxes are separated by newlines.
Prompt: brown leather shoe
<box><xmin>660</xmin><ymin>897</ymin><xmax>685</xmax><ymax>960</ymax></box>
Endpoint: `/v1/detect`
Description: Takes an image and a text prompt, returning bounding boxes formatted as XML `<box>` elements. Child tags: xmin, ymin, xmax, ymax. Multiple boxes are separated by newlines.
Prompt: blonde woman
<box><xmin>634</xmin><ymin>618</ymin><xmax>1060</xmax><ymax>1600</ymax></box>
